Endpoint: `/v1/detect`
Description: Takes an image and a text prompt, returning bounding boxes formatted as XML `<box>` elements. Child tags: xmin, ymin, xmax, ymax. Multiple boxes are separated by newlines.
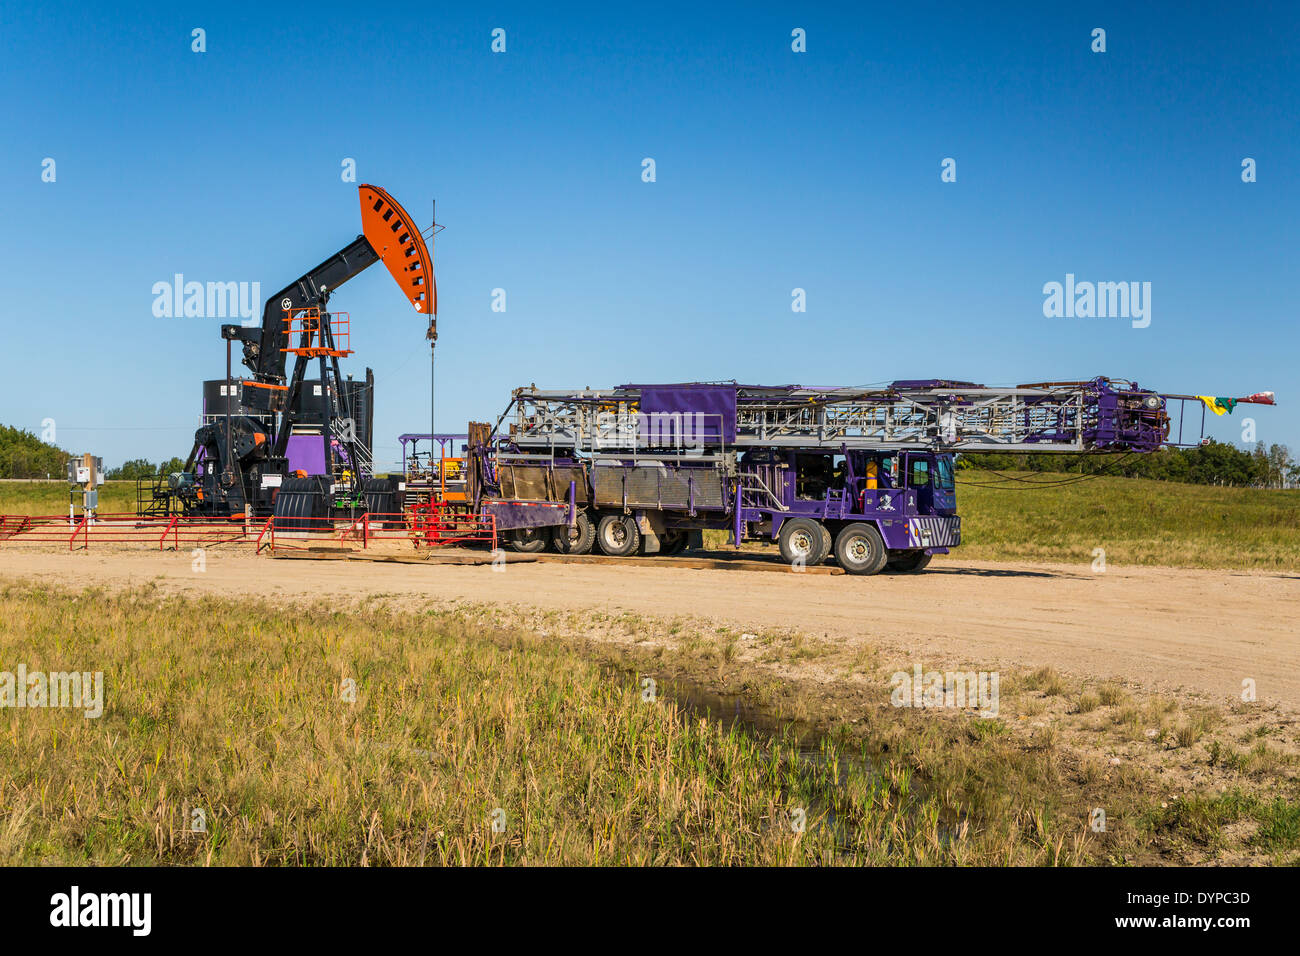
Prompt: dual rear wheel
<box><xmin>544</xmin><ymin>511</ymin><xmax>694</xmax><ymax>557</ymax></box>
<box><xmin>595</xmin><ymin>513</ymin><xmax>641</xmax><ymax>557</ymax></box>
<box><xmin>551</xmin><ymin>511</ymin><xmax>595</xmax><ymax>554</ymax></box>
<box><xmin>832</xmin><ymin>522</ymin><xmax>889</xmax><ymax>575</ymax></box>
<box><xmin>779</xmin><ymin>518</ymin><xmax>923</xmax><ymax>576</ymax></box>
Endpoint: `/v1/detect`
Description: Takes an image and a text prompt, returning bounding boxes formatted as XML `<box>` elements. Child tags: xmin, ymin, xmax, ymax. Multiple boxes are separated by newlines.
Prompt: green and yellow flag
<box><xmin>1196</xmin><ymin>396</ymin><xmax>1238</xmax><ymax>416</ymax></box>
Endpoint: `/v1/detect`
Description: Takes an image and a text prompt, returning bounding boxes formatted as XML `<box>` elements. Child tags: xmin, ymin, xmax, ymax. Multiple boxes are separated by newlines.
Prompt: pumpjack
<box><xmin>173</xmin><ymin>185</ymin><xmax>435</xmax><ymax>519</ymax></box>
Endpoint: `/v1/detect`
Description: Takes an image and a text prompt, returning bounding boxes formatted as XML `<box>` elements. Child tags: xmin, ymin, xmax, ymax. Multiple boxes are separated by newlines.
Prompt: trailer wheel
<box><xmin>596</xmin><ymin>514</ymin><xmax>641</xmax><ymax>557</ymax></box>
<box><xmin>778</xmin><ymin>517</ymin><xmax>828</xmax><ymax>567</ymax></box>
<box><xmin>551</xmin><ymin>511</ymin><xmax>595</xmax><ymax>554</ymax></box>
<box><xmin>834</xmin><ymin>522</ymin><xmax>888</xmax><ymax>575</ymax></box>
<box><xmin>506</xmin><ymin>527</ymin><xmax>548</xmax><ymax>553</ymax></box>
<box><xmin>887</xmin><ymin>551</ymin><xmax>931</xmax><ymax>573</ymax></box>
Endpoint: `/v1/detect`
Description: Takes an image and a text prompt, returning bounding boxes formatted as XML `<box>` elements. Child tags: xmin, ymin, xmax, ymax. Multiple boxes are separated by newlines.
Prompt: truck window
<box><xmin>909</xmin><ymin>458</ymin><xmax>929</xmax><ymax>487</ymax></box>
<box><xmin>934</xmin><ymin>456</ymin><xmax>954</xmax><ymax>491</ymax></box>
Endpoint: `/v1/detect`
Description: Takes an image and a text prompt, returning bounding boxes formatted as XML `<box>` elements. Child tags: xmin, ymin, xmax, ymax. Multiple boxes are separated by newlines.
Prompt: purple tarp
<box><xmin>637</xmin><ymin>384</ymin><xmax>737</xmax><ymax>445</ymax></box>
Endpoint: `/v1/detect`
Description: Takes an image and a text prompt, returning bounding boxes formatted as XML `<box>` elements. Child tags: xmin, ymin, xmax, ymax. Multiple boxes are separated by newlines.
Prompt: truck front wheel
<box><xmin>778</xmin><ymin>517</ymin><xmax>829</xmax><ymax>567</ymax></box>
<box><xmin>834</xmin><ymin>523</ymin><xmax>888</xmax><ymax>575</ymax></box>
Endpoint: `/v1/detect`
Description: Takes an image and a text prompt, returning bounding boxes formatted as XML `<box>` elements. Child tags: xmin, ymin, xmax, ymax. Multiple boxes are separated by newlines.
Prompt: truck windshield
<box><xmin>934</xmin><ymin>456</ymin><xmax>955</xmax><ymax>491</ymax></box>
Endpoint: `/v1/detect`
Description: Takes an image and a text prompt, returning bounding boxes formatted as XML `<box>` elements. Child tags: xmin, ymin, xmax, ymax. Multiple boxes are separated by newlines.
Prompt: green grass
<box><xmin>0</xmin><ymin>480</ymin><xmax>136</xmax><ymax>516</ymax></box>
<box><xmin>956</xmin><ymin>472</ymin><xmax>1300</xmax><ymax>569</ymax></box>
<box><xmin>1143</xmin><ymin>790</ymin><xmax>1300</xmax><ymax>860</ymax></box>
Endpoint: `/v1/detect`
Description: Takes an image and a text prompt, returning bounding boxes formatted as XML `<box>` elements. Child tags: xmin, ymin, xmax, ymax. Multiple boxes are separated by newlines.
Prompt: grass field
<box><xmin>0</xmin><ymin>583</ymin><xmax>957</xmax><ymax>865</ymax></box>
<box><xmin>955</xmin><ymin>472</ymin><xmax>1300</xmax><ymax>569</ymax></box>
<box><xmin>0</xmin><ymin>480</ymin><xmax>136</xmax><ymax>516</ymax></box>
<box><xmin>2</xmin><ymin>584</ymin><xmax>1296</xmax><ymax>865</ymax></box>
<box><xmin>0</xmin><ymin>583</ymin><xmax>1154</xmax><ymax>866</ymax></box>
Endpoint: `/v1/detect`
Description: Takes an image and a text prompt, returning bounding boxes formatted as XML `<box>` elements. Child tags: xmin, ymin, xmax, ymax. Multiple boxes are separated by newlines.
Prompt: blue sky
<box><xmin>1</xmin><ymin>1</ymin><xmax>1296</xmax><ymax>470</ymax></box>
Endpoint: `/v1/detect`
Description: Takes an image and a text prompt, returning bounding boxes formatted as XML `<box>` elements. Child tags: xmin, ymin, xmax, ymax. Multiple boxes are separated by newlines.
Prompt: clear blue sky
<box><xmin>2</xmin><ymin>1</ymin><xmax>1296</xmax><ymax>470</ymax></box>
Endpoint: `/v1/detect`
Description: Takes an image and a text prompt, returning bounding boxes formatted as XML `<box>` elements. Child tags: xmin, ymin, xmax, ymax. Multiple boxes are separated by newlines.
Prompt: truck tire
<box><xmin>596</xmin><ymin>513</ymin><xmax>641</xmax><ymax>557</ymax></box>
<box><xmin>834</xmin><ymin>522</ymin><xmax>888</xmax><ymax>575</ymax></box>
<box><xmin>551</xmin><ymin>511</ymin><xmax>595</xmax><ymax>554</ymax></box>
<box><xmin>887</xmin><ymin>551</ymin><xmax>931</xmax><ymax>573</ymax></box>
<box><xmin>778</xmin><ymin>517</ymin><xmax>828</xmax><ymax>567</ymax></box>
<box><xmin>506</xmin><ymin>527</ymin><xmax>548</xmax><ymax>553</ymax></box>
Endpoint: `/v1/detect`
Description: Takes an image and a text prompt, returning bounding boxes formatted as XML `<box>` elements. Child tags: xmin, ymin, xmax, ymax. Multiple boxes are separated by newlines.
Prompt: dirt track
<box><xmin>1</xmin><ymin>547</ymin><xmax>1297</xmax><ymax>710</ymax></box>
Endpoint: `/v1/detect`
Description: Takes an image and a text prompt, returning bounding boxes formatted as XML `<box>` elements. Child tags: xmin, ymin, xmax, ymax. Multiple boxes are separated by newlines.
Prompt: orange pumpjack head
<box><xmin>358</xmin><ymin>184</ymin><xmax>436</xmax><ymax>315</ymax></box>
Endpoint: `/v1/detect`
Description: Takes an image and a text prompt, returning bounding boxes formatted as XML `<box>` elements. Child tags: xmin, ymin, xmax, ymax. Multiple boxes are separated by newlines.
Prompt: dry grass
<box><xmin>0</xmin><ymin>581</ymin><xmax>1054</xmax><ymax>866</ymax></box>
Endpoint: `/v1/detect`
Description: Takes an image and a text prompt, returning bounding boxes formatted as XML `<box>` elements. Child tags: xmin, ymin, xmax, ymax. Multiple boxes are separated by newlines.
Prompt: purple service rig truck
<box><xmin>464</xmin><ymin>377</ymin><xmax>1198</xmax><ymax>575</ymax></box>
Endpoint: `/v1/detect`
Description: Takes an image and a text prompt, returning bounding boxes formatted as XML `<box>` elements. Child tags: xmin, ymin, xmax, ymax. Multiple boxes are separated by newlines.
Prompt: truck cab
<box><xmin>904</xmin><ymin>452</ymin><xmax>956</xmax><ymax>516</ymax></box>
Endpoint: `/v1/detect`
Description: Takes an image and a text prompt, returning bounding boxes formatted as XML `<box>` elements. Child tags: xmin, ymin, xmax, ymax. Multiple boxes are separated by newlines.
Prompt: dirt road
<box><xmin>1</xmin><ymin>547</ymin><xmax>1297</xmax><ymax>710</ymax></box>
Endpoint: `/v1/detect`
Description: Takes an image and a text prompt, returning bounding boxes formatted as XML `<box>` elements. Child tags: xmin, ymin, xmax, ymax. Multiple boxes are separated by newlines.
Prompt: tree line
<box><xmin>0</xmin><ymin>426</ymin><xmax>184</xmax><ymax>480</ymax></box>
<box><xmin>5</xmin><ymin>422</ymin><xmax>1296</xmax><ymax>489</ymax></box>
<box><xmin>959</xmin><ymin>439</ymin><xmax>1298</xmax><ymax>489</ymax></box>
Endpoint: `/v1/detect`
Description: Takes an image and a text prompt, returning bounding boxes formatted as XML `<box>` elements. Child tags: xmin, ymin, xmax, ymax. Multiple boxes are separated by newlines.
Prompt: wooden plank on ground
<box><xmin>273</xmin><ymin>547</ymin><xmax>841</xmax><ymax>574</ymax></box>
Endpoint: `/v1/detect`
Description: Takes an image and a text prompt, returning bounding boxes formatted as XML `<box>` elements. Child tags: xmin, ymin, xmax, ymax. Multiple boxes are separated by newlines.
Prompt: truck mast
<box><xmin>466</xmin><ymin>378</ymin><xmax>1275</xmax><ymax>574</ymax></box>
<box><xmin>176</xmin><ymin>185</ymin><xmax>435</xmax><ymax>519</ymax></box>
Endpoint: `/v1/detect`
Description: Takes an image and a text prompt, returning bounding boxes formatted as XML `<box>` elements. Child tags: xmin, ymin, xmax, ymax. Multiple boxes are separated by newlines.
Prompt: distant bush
<box><xmin>0</xmin><ymin>425</ymin><xmax>70</xmax><ymax>479</ymax></box>
<box><xmin>105</xmin><ymin>457</ymin><xmax>186</xmax><ymax>480</ymax></box>
<box><xmin>959</xmin><ymin>440</ymin><xmax>1297</xmax><ymax>489</ymax></box>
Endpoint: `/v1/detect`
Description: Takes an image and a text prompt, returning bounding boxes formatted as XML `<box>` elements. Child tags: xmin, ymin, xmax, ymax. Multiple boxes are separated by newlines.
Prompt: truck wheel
<box><xmin>778</xmin><ymin>517</ymin><xmax>828</xmax><ymax>566</ymax></box>
<box><xmin>887</xmin><ymin>551</ymin><xmax>931</xmax><ymax>573</ymax></box>
<box><xmin>551</xmin><ymin>511</ymin><xmax>594</xmax><ymax>554</ymax></box>
<box><xmin>834</xmin><ymin>522</ymin><xmax>888</xmax><ymax>575</ymax></box>
<box><xmin>506</xmin><ymin>527</ymin><xmax>548</xmax><ymax>553</ymax></box>
<box><xmin>596</xmin><ymin>513</ymin><xmax>641</xmax><ymax>557</ymax></box>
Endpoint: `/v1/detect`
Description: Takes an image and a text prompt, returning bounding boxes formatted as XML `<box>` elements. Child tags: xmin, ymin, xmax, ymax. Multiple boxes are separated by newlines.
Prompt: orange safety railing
<box><xmin>281</xmin><ymin>306</ymin><xmax>352</xmax><ymax>357</ymax></box>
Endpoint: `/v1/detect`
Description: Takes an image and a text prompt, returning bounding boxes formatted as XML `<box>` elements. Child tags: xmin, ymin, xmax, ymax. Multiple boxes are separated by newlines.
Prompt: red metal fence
<box><xmin>254</xmin><ymin>510</ymin><xmax>496</xmax><ymax>554</ymax></box>
<box><xmin>0</xmin><ymin>509</ymin><xmax>497</xmax><ymax>554</ymax></box>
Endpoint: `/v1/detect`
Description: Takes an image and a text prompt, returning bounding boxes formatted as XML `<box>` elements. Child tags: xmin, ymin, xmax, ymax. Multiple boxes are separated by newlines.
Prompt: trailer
<box><xmin>465</xmin><ymin>378</ymin><xmax>1224</xmax><ymax>574</ymax></box>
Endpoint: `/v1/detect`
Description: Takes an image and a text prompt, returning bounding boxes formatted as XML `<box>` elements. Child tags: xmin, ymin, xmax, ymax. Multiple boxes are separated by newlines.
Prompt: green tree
<box><xmin>0</xmin><ymin>425</ymin><xmax>70</xmax><ymax>479</ymax></box>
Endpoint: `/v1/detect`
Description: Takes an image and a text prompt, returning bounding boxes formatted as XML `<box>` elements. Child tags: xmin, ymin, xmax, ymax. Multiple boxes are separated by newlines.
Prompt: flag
<box><xmin>1196</xmin><ymin>396</ymin><xmax>1237</xmax><ymax>416</ymax></box>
